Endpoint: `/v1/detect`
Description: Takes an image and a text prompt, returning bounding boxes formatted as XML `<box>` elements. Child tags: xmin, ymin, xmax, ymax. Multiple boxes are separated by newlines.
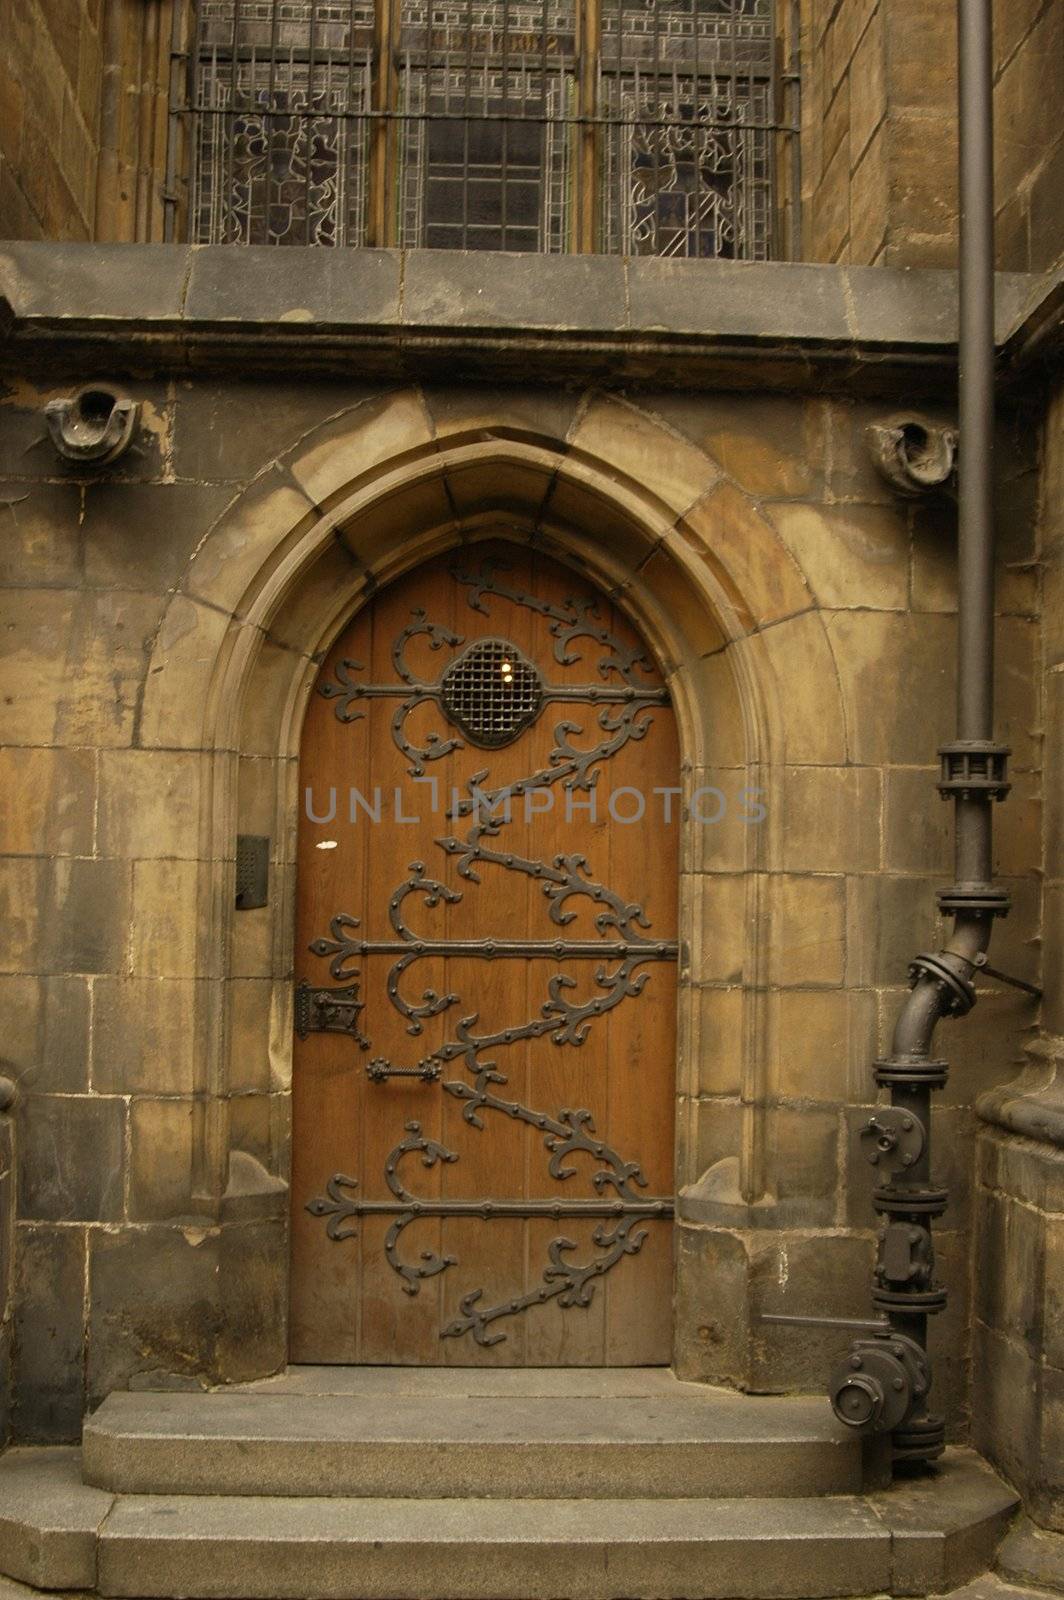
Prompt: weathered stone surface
<box><xmin>128</xmin><ymin>861</ymin><xmax>201</xmax><ymax>979</ymax></box>
<box><xmin>873</xmin><ymin>1447</ymin><xmax>1019</xmax><ymax>1594</ymax></box>
<box><xmin>128</xmin><ymin>1100</ymin><xmax>197</xmax><ymax>1224</ymax></box>
<box><xmin>86</xmin><ymin>1219</ymin><xmax>286</xmax><ymax>1407</ymax></box>
<box><xmin>973</xmin><ymin>1323</ymin><xmax>1042</xmax><ymax>1502</ymax></box>
<box><xmin>83</xmin><ymin>1383</ymin><xmax>866</xmax><ymax>1499</ymax></box>
<box><xmin>38</xmin><ymin>858</ymin><xmax>130</xmax><ymax>977</ymax></box>
<box><xmin>672</xmin><ymin>1223</ymin><xmax>751</xmax><ymax>1386</ymax></box>
<box><xmin>136</xmin><ymin>596</ymin><xmax>237</xmax><ymax>751</ymax></box>
<box><xmin>96</xmin><ymin>1490</ymin><xmax>893</xmax><ymax>1600</ymax></box>
<box><xmin>6</xmin><ymin>975</ymin><xmax>91</xmax><ymax>1095</ymax></box>
<box><xmin>185</xmin><ymin>247</ymin><xmax>400</xmax><ymax>330</ymax></box>
<box><xmin>81</xmin><ymin>482</ymin><xmax>235</xmax><ymax>594</ymax></box>
<box><xmin>779</xmin><ymin>765</ymin><xmax>881</xmax><ymax>874</ymax></box>
<box><xmin>17</xmin><ymin>1095</ymin><xmax>124</xmax><ymax>1223</ymax></box>
<box><xmin>50</xmin><ymin>591</ymin><xmax>165</xmax><ymax>750</ymax></box>
<box><xmin>749</xmin><ymin>1233</ymin><xmax>877</xmax><ymax>1393</ymax></box>
<box><xmin>0</xmin><ymin>480</ymin><xmax>82</xmax><ymax>588</ymax></box>
<box><xmin>646</xmin><ymin>394</ymin><xmax>827</xmax><ymax>500</ymax></box>
<box><xmin>678</xmin><ymin>481</ymin><xmax>813</xmax><ymax>627</ymax></box>
<box><xmin>998</xmin><ymin>1517</ymin><xmax>1064</xmax><ymax>1595</ymax></box>
<box><xmin>765</xmin><ymin>501</ymin><xmax>908</xmax><ymax>611</ymax></box>
<box><xmin>773</xmin><ymin>874</ymin><xmax>847</xmax><ymax>987</ymax></box>
<box><xmin>0</xmin><ymin>747</ymin><xmax>95</xmax><ymax>858</ymax></box>
<box><xmin>182</xmin><ymin>468</ymin><xmax>319</xmax><ymax>614</ymax></box>
<box><xmin>0</xmin><ymin>1447</ymin><xmax>111</xmax><ymax>1589</ymax></box>
<box><xmin>91</xmin><ymin>979</ymin><xmax>199</xmax><ymax>1096</ymax></box>
<box><xmin>404</xmin><ymin>249</ymin><xmax>627</xmax><ymax>333</ymax></box>
<box><xmin>11</xmin><ymin>1227</ymin><xmax>86</xmax><ymax>1441</ymax></box>
<box><xmin>774</xmin><ymin>987</ymin><xmax>877</xmax><ymax>1103</ymax></box>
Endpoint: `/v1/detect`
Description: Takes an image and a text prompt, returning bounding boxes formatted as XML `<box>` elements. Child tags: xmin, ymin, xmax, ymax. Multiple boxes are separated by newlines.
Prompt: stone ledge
<box><xmin>0</xmin><ymin>242</ymin><xmax>1041</xmax><ymax>392</ymax></box>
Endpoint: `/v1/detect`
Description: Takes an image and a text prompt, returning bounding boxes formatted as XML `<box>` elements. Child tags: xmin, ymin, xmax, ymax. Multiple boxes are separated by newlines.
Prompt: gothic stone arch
<box><xmin>139</xmin><ymin>387</ymin><xmax>839</xmax><ymax>1385</ymax></box>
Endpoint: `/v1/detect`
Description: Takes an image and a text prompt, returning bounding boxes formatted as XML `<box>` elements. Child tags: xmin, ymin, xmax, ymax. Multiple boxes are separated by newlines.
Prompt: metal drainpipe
<box><xmin>849</xmin><ymin>0</ymin><xmax>1012</xmax><ymax>1470</ymax></box>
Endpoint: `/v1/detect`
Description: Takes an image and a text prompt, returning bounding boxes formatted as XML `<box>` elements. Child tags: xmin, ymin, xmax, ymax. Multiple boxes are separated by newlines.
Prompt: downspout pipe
<box><xmin>829</xmin><ymin>0</ymin><xmax>1011</xmax><ymax>1470</ymax></box>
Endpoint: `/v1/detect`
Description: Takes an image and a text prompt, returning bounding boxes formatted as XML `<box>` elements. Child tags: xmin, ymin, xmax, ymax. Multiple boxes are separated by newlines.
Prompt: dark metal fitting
<box><xmin>875</xmin><ymin>1221</ymin><xmax>934</xmax><ymax>1290</ymax></box>
<box><xmin>908</xmin><ymin>952</ymin><xmax>976</xmax><ymax>1015</ymax></box>
<box><xmin>874</xmin><ymin>1056</ymin><xmax>949</xmax><ymax>1090</ymax></box>
<box><xmin>936</xmin><ymin>883</ymin><xmax>1012</xmax><ymax>917</ymax></box>
<box><xmin>872</xmin><ymin>1285</ymin><xmax>949</xmax><ymax>1315</ymax></box>
<box><xmin>937</xmin><ymin>740</ymin><xmax>1010</xmax><ymax>801</ymax></box>
<box><xmin>873</xmin><ymin>1185</ymin><xmax>949</xmax><ymax>1218</ymax></box>
<box><xmin>859</xmin><ymin>1108</ymin><xmax>926</xmax><ymax>1172</ymax></box>
<box><xmin>295</xmin><ymin>980</ymin><xmax>369</xmax><ymax>1049</ymax></box>
<box><xmin>829</xmin><ymin>1334</ymin><xmax>930</xmax><ymax>1435</ymax></box>
<box><xmin>891</xmin><ymin>1411</ymin><xmax>946</xmax><ymax>1466</ymax></box>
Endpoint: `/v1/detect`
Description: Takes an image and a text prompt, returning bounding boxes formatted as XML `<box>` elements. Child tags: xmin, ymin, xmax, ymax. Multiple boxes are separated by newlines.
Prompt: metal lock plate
<box><xmin>235</xmin><ymin>835</ymin><xmax>269</xmax><ymax>910</ymax></box>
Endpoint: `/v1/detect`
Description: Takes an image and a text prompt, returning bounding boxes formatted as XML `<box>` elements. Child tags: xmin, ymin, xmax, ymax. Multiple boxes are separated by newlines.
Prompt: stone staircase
<box><xmin>0</xmin><ymin>1368</ymin><xmax>1021</xmax><ymax>1600</ymax></box>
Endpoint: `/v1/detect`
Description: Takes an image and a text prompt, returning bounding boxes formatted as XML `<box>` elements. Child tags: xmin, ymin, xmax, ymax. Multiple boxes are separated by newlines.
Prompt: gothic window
<box><xmin>188</xmin><ymin>0</ymin><xmax>792</xmax><ymax>256</ymax></box>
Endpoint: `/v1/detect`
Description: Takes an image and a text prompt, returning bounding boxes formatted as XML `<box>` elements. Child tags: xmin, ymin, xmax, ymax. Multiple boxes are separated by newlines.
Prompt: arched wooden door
<box><xmin>290</xmin><ymin>542</ymin><xmax>679</xmax><ymax>1365</ymax></box>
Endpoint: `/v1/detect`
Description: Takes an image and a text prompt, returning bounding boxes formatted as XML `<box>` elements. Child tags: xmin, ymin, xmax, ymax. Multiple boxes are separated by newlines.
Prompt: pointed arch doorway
<box><xmin>289</xmin><ymin>540</ymin><xmax>680</xmax><ymax>1365</ymax></box>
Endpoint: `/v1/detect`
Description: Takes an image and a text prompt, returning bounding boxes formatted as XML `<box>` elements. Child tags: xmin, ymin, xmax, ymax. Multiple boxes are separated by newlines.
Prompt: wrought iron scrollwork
<box><xmin>316</xmin><ymin>560</ymin><xmax>667</xmax><ymax>775</ymax></box>
<box><xmin>302</xmin><ymin>556</ymin><xmax>677</xmax><ymax>1345</ymax></box>
<box><xmin>306</xmin><ymin>1095</ymin><xmax>672</xmax><ymax>1343</ymax></box>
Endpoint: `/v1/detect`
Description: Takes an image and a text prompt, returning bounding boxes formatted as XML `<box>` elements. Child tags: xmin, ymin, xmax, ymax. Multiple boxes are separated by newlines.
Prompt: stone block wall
<box><xmin>801</xmin><ymin>0</ymin><xmax>960</xmax><ymax>267</ymax></box>
<box><xmin>0</xmin><ymin>0</ymin><xmax>183</xmax><ymax>247</ymax></box>
<box><xmin>0</xmin><ymin>0</ymin><xmax>105</xmax><ymax>241</ymax></box>
<box><xmin>801</xmin><ymin>0</ymin><xmax>1064</xmax><ymax>271</ymax></box>
<box><xmin>0</xmin><ymin>276</ymin><xmax>1042</xmax><ymax>1440</ymax></box>
<box><xmin>973</xmin><ymin>1129</ymin><xmax>1064</xmax><ymax>1530</ymax></box>
<box><xmin>969</xmin><ymin>379</ymin><xmax>1063</xmax><ymax>1549</ymax></box>
<box><xmin>993</xmin><ymin>0</ymin><xmax>1064</xmax><ymax>272</ymax></box>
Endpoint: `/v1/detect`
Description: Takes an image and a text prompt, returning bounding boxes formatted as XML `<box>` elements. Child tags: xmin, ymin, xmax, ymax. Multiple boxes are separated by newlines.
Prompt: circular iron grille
<box><xmin>440</xmin><ymin>638</ymin><xmax>544</xmax><ymax>748</ymax></box>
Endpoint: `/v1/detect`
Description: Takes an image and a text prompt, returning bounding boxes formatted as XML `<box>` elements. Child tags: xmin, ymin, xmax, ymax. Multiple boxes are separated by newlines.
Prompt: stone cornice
<box><xmin>0</xmin><ymin>241</ymin><xmax>1043</xmax><ymax>394</ymax></box>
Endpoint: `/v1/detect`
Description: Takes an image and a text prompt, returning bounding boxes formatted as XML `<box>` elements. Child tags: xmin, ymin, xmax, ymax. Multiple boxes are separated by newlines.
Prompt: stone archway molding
<box><xmin>140</xmin><ymin>385</ymin><xmax>839</xmax><ymax>1384</ymax></box>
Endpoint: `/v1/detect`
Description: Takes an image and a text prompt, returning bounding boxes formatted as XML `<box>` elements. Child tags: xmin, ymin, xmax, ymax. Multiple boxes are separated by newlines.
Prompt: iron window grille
<box><xmin>170</xmin><ymin>0</ymin><xmax>799</xmax><ymax>257</ymax></box>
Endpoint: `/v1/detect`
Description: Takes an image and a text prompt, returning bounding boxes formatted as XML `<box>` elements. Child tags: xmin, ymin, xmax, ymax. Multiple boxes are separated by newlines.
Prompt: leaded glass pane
<box><xmin>188</xmin><ymin>0</ymin><xmax>782</xmax><ymax>255</ymax></box>
<box><xmin>397</xmin><ymin>0</ymin><xmax>577</xmax><ymax>251</ymax></box>
<box><xmin>194</xmin><ymin>1</ymin><xmax>372</xmax><ymax>245</ymax></box>
<box><xmin>599</xmin><ymin>0</ymin><xmax>773</xmax><ymax>258</ymax></box>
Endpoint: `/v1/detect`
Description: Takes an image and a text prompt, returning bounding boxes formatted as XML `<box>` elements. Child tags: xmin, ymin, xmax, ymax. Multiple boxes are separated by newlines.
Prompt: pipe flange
<box><xmin>892</xmin><ymin>1411</ymin><xmax>945</xmax><ymax>1466</ymax></box>
<box><xmin>937</xmin><ymin>740</ymin><xmax>1010</xmax><ymax>802</ymax></box>
<box><xmin>874</xmin><ymin>1056</ymin><xmax>949</xmax><ymax>1090</ymax></box>
<box><xmin>872</xmin><ymin>1285</ymin><xmax>949</xmax><ymax>1315</ymax></box>
<box><xmin>873</xmin><ymin>1185</ymin><xmax>949</xmax><ymax>1218</ymax></box>
<box><xmin>908</xmin><ymin>952</ymin><xmax>976</xmax><ymax>1016</ymax></box>
<box><xmin>937</xmin><ymin>883</ymin><xmax>1011</xmax><ymax>917</ymax></box>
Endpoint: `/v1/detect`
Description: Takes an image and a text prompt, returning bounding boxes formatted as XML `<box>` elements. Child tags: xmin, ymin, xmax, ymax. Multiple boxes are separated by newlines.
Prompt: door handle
<box><xmin>366</xmin><ymin>1057</ymin><xmax>441</xmax><ymax>1083</ymax></box>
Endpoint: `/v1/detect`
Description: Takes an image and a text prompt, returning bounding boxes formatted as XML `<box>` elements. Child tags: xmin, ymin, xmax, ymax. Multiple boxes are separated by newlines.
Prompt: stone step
<box><xmin>0</xmin><ymin>1445</ymin><xmax>1020</xmax><ymax>1600</ymax></box>
<box><xmin>95</xmin><ymin>1491</ymin><xmax>891</xmax><ymax>1600</ymax></box>
<box><xmin>82</xmin><ymin>1368</ymin><xmax>872</xmax><ymax>1499</ymax></box>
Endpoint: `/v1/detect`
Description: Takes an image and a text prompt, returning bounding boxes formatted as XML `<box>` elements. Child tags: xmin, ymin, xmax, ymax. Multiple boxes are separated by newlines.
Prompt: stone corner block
<box><xmin>877</xmin><ymin>1447</ymin><xmax>1020</xmax><ymax>1595</ymax></box>
<box><xmin>0</xmin><ymin>1447</ymin><xmax>112</xmax><ymax>1590</ymax></box>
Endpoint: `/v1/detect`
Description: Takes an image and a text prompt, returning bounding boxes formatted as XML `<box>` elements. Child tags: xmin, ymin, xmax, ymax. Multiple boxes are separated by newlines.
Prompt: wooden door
<box><xmin>290</xmin><ymin>541</ymin><xmax>679</xmax><ymax>1365</ymax></box>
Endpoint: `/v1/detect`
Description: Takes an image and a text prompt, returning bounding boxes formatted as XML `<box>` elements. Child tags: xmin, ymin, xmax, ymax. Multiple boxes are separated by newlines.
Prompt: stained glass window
<box><xmin>187</xmin><ymin>0</ymin><xmax>790</xmax><ymax>256</ymax></box>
